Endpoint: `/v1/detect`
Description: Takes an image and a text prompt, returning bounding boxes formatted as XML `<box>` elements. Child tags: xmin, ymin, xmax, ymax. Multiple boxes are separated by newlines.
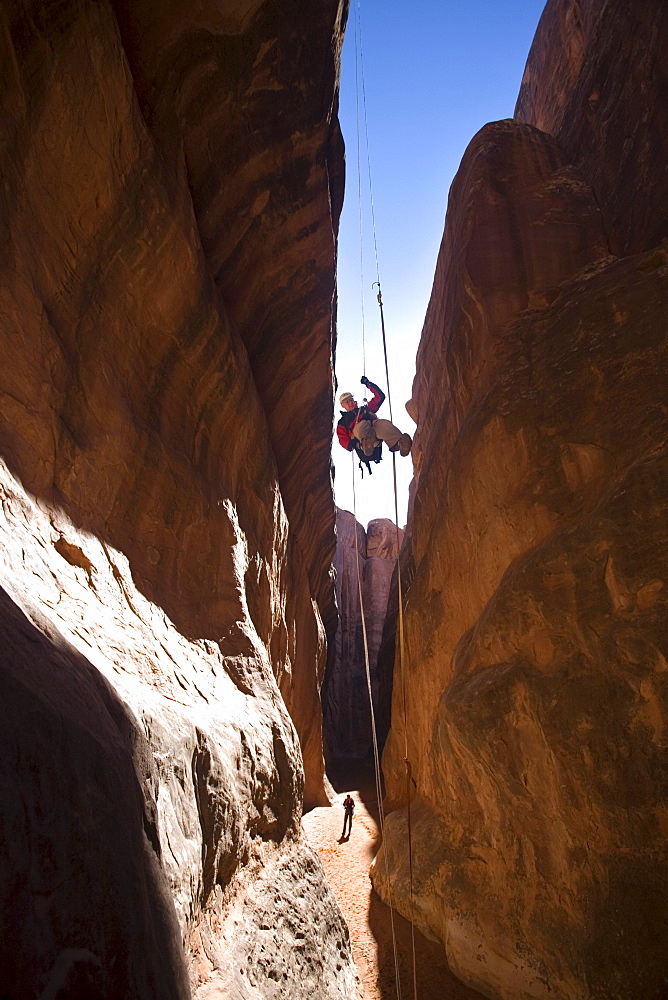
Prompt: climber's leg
<box><xmin>373</xmin><ymin>419</ymin><xmax>412</xmax><ymax>456</ymax></box>
<box><xmin>353</xmin><ymin>419</ymin><xmax>379</xmax><ymax>457</ymax></box>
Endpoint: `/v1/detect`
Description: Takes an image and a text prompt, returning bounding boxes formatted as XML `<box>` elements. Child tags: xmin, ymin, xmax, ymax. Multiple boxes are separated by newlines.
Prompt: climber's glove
<box><xmin>360</xmin><ymin>375</ymin><xmax>369</xmax><ymax>386</ymax></box>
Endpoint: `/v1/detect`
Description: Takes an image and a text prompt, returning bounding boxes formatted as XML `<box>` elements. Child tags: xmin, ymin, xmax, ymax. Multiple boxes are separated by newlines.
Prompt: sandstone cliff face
<box><xmin>111</xmin><ymin>0</ymin><xmax>344</xmax><ymax>655</ymax></box>
<box><xmin>515</xmin><ymin>0</ymin><xmax>668</xmax><ymax>256</ymax></box>
<box><xmin>323</xmin><ymin>510</ymin><xmax>402</xmax><ymax>761</ymax></box>
<box><xmin>0</xmin><ymin>1</ymin><xmax>355</xmax><ymax>997</ymax></box>
<box><xmin>374</xmin><ymin>3</ymin><xmax>668</xmax><ymax>999</ymax></box>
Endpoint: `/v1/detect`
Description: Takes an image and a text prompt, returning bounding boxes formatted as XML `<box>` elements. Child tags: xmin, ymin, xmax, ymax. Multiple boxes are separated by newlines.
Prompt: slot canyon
<box><xmin>0</xmin><ymin>2</ymin><xmax>666</xmax><ymax>1000</ymax></box>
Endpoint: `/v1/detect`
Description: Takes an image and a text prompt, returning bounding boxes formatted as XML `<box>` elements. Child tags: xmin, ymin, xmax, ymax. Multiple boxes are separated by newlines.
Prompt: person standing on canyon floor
<box><xmin>341</xmin><ymin>794</ymin><xmax>355</xmax><ymax>839</ymax></box>
<box><xmin>336</xmin><ymin>376</ymin><xmax>412</xmax><ymax>463</ymax></box>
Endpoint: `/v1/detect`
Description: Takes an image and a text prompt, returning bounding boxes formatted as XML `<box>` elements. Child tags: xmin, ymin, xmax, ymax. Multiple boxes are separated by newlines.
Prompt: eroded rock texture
<box><xmin>374</xmin><ymin>3</ymin><xmax>668</xmax><ymax>999</ymax></box>
<box><xmin>515</xmin><ymin>0</ymin><xmax>668</xmax><ymax>256</ymax></box>
<box><xmin>0</xmin><ymin>1</ymin><xmax>356</xmax><ymax>997</ymax></box>
<box><xmin>323</xmin><ymin>509</ymin><xmax>402</xmax><ymax>761</ymax></box>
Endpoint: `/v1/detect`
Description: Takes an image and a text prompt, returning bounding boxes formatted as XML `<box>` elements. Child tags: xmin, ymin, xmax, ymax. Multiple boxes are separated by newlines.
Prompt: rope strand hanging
<box><xmin>353</xmin><ymin>0</ymin><xmax>367</xmax><ymax>377</ymax></box>
<box><xmin>351</xmin><ymin>455</ymin><xmax>403</xmax><ymax>1000</ymax></box>
<box><xmin>350</xmin><ymin>2</ymin><xmax>418</xmax><ymax>997</ymax></box>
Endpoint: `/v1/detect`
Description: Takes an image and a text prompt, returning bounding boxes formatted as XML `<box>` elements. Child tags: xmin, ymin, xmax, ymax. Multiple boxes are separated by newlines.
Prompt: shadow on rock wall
<box><xmin>0</xmin><ymin>587</ymin><xmax>189</xmax><ymax>1000</ymax></box>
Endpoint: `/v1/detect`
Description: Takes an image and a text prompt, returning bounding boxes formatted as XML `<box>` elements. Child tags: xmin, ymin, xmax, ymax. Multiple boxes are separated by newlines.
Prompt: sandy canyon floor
<box><xmin>303</xmin><ymin>764</ymin><xmax>485</xmax><ymax>1000</ymax></box>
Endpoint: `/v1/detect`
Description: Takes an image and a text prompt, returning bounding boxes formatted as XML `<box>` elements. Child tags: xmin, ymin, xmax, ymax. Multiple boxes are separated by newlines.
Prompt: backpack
<box><xmin>355</xmin><ymin>440</ymin><xmax>382</xmax><ymax>477</ymax></box>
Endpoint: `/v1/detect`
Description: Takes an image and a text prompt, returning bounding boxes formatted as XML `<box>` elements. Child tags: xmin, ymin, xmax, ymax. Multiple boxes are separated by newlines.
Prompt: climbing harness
<box><xmin>347</xmin><ymin>3</ymin><xmax>419</xmax><ymax>997</ymax></box>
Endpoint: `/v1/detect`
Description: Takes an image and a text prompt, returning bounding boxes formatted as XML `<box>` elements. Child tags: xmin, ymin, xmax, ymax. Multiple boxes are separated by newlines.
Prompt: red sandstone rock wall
<box><xmin>111</xmin><ymin>0</ymin><xmax>344</xmax><ymax>645</ymax></box>
<box><xmin>515</xmin><ymin>0</ymin><xmax>668</xmax><ymax>256</ymax></box>
<box><xmin>323</xmin><ymin>509</ymin><xmax>402</xmax><ymax>762</ymax></box>
<box><xmin>0</xmin><ymin>1</ymin><xmax>355</xmax><ymax>997</ymax></box>
<box><xmin>374</xmin><ymin>3</ymin><xmax>668</xmax><ymax>999</ymax></box>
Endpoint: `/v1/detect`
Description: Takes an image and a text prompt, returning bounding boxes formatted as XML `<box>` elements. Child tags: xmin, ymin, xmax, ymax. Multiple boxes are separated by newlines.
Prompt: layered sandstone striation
<box><xmin>111</xmin><ymin>0</ymin><xmax>345</xmax><ymax>655</ymax></box>
<box><xmin>374</xmin><ymin>2</ymin><xmax>668</xmax><ymax>999</ymax></box>
<box><xmin>0</xmin><ymin>1</ymin><xmax>355</xmax><ymax>997</ymax></box>
<box><xmin>323</xmin><ymin>510</ymin><xmax>402</xmax><ymax>761</ymax></box>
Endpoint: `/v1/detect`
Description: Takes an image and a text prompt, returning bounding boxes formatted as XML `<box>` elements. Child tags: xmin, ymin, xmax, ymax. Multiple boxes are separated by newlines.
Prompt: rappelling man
<box><xmin>336</xmin><ymin>376</ymin><xmax>412</xmax><ymax>464</ymax></box>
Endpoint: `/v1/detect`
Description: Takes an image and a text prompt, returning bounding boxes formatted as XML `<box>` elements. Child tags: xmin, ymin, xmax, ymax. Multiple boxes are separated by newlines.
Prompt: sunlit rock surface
<box><xmin>323</xmin><ymin>510</ymin><xmax>402</xmax><ymax>761</ymax></box>
<box><xmin>111</xmin><ymin>0</ymin><xmax>345</xmax><ymax>662</ymax></box>
<box><xmin>0</xmin><ymin>1</ymin><xmax>354</xmax><ymax>996</ymax></box>
<box><xmin>374</xmin><ymin>3</ymin><xmax>668</xmax><ymax>999</ymax></box>
<box><xmin>515</xmin><ymin>0</ymin><xmax>668</xmax><ymax>256</ymax></box>
<box><xmin>0</xmin><ymin>462</ymin><xmax>358</xmax><ymax>999</ymax></box>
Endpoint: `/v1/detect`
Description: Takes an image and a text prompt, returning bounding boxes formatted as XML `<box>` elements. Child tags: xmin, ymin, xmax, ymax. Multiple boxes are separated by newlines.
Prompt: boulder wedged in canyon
<box><xmin>0</xmin><ymin>1</ymin><xmax>356</xmax><ymax>997</ymax></box>
<box><xmin>323</xmin><ymin>509</ymin><xmax>402</xmax><ymax>761</ymax></box>
<box><xmin>373</xmin><ymin>5</ymin><xmax>668</xmax><ymax>999</ymax></box>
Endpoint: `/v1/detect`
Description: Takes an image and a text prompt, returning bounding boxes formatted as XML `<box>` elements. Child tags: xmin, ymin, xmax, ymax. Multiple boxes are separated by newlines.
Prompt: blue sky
<box><xmin>332</xmin><ymin>0</ymin><xmax>547</xmax><ymax>528</ymax></box>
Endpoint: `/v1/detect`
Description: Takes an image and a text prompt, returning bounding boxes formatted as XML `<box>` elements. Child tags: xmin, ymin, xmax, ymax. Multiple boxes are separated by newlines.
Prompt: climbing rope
<box><xmin>390</xmin><ymin>442</ymin><xmax>418</xmax><ymax>1000</ymax></box>
<box><xmin>349</xmin><ymin>2</ymin><xmax>419</xmax><ymax>997</ymax></box>
<box><xmin>353</xmin><ymin>1</ymin><xmax>367</xmax><ymax>377</ymax></box>
<box><xmin>351</xmin><ymin>456</ymin><xmax>403</xmax><ymax>1000</ymax></box>
<box><xmin>350</xmin><ymin>442</ymin><xmax>417</xmax><ymax>1000</ymax></box>
<box><xmin>356</xmin><ymin>0</ymin><xmax>382</xmax><ymax>293</ymax></box>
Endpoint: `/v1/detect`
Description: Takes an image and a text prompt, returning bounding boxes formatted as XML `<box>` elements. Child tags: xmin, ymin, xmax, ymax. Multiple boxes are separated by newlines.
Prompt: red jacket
<box><xmin>336</xmin><ymin>381</ymin><xmax>385</xmax><ymax>451</ymax></box>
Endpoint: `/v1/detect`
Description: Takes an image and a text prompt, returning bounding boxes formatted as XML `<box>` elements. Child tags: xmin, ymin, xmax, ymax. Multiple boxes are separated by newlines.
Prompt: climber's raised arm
<box><xmin>360</xmin><ymin>375</ymin><xmax>385</xmax><ymax>412</ymax></box>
